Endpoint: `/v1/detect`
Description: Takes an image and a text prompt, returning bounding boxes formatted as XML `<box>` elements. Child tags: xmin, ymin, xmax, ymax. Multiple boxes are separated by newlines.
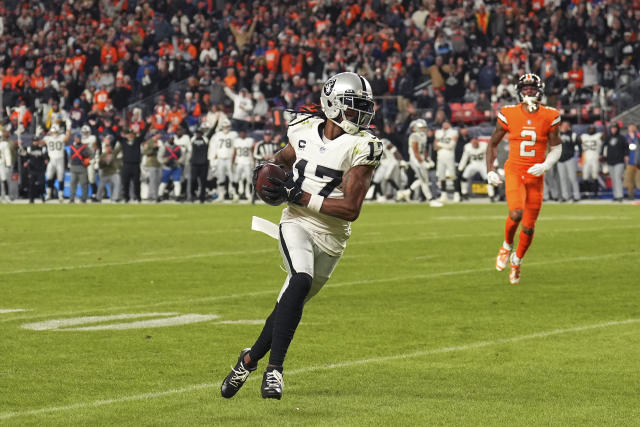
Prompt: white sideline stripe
<box><xmin>0</xmin><ymin>309</ymin><xmax>30</xmax><ymax>314</ymax></box>
<box><xmin>0</xmin><ymin>252</ymin><xmax>632</xmax><ymax>324</ymax></box>
<box><xmin>1</xmin><ymin>318</ymin><xmax>638</xmax><ymax>420</ymax></box>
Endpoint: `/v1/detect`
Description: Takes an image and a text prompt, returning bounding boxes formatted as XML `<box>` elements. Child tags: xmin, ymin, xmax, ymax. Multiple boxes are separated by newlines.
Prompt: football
<box><xmin>255</xmin><ymin>162</ymin><xmax>287</xmax><ymax>205</ymax></box>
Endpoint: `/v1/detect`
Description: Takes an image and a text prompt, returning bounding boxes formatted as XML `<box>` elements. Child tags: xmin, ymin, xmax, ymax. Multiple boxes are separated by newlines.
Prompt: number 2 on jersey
<box><xmin>520</xmin><ymin>130</ymin><xmax>536</xmax><ymax>157</ymax></box>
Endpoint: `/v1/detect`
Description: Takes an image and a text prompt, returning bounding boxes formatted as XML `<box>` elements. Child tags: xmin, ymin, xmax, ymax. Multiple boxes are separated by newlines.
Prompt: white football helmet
<box><xmin>320</xmin><ymin>72</ymin><xmax>375</xmax><ymax>135</ymax></box>
<box><xmin>81</xmin><ymin>125</ymin><xmax>91</xmax><ymax>135</ymax></box>
<box><xmin>220</xmin><ymin>118</ymin><xmax>231</xmax><ymax>132</ymax></box>
<box><xmin>410</xmin><ymin>118</ymin><xmax>427</xmax><ymax>133</ymax></box>
<box><xmin>50</xmin><ymin>124</ymin><xmax>61</xmax><ymax>134</ymax></box>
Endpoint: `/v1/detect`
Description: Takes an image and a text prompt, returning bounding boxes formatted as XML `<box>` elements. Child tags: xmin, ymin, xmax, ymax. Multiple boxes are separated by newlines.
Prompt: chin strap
<box><xmin>329</xmin><ymin>114</ymin><xmax>359</xmax><ymax>135</ymax></box>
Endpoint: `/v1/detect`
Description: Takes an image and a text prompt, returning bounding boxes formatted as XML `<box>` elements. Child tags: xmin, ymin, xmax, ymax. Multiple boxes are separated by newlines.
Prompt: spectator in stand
<box><xmin>119</xmin><ymin>130</ymin><xmax>146</xmax><ymax>203</ymax></box>
<box><xmin>567</xmin><ymin>60</ymin><xmax>584</xmax><ymax>89</ymax></box>
<box><xmin>223</xmin><ymin>86</ymin><xmax>253</xmax><ymax>131</ymax></box>
<box><xmin>623</xmin><ymin>124</ymin><xmax>640</xmax><ymax>200</ymax></box>
<box><xmin>602</xmin><ymin>123</ymin><xmax>629</xmax><ymax>202</ymax></box>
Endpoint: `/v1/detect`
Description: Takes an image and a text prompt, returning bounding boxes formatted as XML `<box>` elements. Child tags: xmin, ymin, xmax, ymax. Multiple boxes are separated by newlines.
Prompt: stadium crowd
<box><xmin>0</xmin><ymin>0</ymin><xmax>640</xmax><ymax>203</ymax></box>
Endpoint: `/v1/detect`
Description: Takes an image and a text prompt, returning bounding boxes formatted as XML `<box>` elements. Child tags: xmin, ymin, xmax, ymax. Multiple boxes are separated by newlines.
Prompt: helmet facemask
<box><xmin>321</xmin><ymin>72</ymin><xmax>375</xmax><ymax>135</ymax></box>
<box><xmin>517</xmin><ymin>74</ymin><xmax>544</xmax><ymax>112</ymax></box>
<box><xmin>331</xmin><ymin>93</ymin><xmax>374</xmax><ymax>135</ymax></box>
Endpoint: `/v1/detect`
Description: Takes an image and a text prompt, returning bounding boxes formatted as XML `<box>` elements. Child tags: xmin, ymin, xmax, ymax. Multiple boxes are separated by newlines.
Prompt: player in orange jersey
<box><xmin>486</xmin><ymin>74</ymin><xmax>562</xmax><ymax>284</ymax></box>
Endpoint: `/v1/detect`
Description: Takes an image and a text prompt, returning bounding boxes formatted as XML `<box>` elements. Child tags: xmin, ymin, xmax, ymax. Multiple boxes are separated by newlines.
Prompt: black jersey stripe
<box><xmin>279</xmin><ymin>224</ymin><xmax>297</xmax><ymax>275</ymax></box>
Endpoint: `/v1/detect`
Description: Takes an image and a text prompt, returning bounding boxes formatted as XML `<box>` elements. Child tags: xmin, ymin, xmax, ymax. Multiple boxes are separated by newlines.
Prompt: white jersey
<box><xmin>408</xmin><ymin>132</ymin><xmax>427</xmax><ymax>163</ymax></box>
<box><xmin>458</xmin><ymin>142</ymin><xmax>487</xmax><ymax>170</ymax></box>
<box><xmin>281</xmin><ymin>117</ymin><xmax>382</xmax><ymax>256</ymax></box>
<box><xmin>44</xmin><ymin>133</ymin><xmax>67</xmax><ymax>160</ymax></box>
<box><xmin>581</xmin><ymin>132</ymin><xmax>603</xmax><ymax>159</ymax></box>
<box><xmin>0</xmin><ymin>139</ymin><xmax>11</xmax><ymax>168</ymax></box>
<box><xmin>209</xmin><ymin>130</ymin><xmax>238</xmax><ymax>160</ymax></box>
<box><xmin>233</xmin><ymin>137</ymin><xmax>254</xmax><ymax>166</ymax></box>
<box><xmin>381</xmin><ymin>141</ymin><xmax>398</xmax><ymax>163</ymax></box>
<box><xmin>434</xmin><ymin>128</ymin><xmax>458</xmax><ymax>157</ymax></box>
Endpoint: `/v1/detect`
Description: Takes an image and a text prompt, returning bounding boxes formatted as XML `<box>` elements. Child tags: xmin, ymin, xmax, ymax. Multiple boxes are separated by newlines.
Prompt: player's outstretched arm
<box><xmin>299</xmin><ymin>165</ymin><xmax>375</xmax><ymax>222</ymax></box>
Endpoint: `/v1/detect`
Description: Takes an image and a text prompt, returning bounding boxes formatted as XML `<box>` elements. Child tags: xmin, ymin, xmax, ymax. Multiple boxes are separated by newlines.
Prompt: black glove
<box><xmin>252</xmin><ymin>162</ymin><xmax>266</xmax><ymax>188</ymax></box>
<box><xmin>263</xmin><ymin>171</ymin><xmax>303</xmax><ymax>204</ymax></box>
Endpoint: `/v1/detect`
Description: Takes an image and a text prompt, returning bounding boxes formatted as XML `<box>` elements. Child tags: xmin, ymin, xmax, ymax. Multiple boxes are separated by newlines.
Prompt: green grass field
<box><xmin>1</xmin><ymin>202</ymin><xmax>639</xmax><ymax>426</ymax></box>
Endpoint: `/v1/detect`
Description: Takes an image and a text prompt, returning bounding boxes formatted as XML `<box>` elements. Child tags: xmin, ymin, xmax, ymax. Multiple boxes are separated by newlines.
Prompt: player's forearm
<box><xmin>486</xmin><ymin>146</ymin><xmax>497</xmax><ymax>172</ymax></box>
<box><xmin>301</xmin><ymin>193</ymin><xmax>362</xmax><ymax>222</ymax></box>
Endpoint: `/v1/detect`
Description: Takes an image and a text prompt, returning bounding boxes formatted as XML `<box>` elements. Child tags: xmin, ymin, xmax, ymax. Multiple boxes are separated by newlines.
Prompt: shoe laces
<box><xmin>227</xmin><ymin>364</ymin><xmax>251</xmax><ymax>387</ymax></box>
<box><xmin>264</xmin><ymin>370</ymin><xmax>283</xmax><ymax>389</ymax></box>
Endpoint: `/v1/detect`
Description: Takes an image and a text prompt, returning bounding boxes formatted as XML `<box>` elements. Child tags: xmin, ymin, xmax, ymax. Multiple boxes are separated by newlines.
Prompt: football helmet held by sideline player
<box><xmin>320</xmin><ymin>72</ymin><xmax>375</xmax><ymax>135</ymax></box>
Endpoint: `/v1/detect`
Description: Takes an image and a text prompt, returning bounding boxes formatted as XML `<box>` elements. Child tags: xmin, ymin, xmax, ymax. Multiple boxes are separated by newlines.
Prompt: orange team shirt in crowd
<box><xmin>72</xmin><ymin>54</ymin><xmax>87</xmax><ymax>72</ymax></box>
<box><xmin>101</xmin><ymin>44</ymin><xmax>118</xmax><ymax>64</ymax></box>
<box><xmin>567</xmin><ymin>68</ymin><xmax>584</xmax><ymax>88</ymax></box>
<box><xmin>30</xmin><ymin>74</ymin><xmax>45</xmax><ymax>91</ymax></box>
<box><xmin>497</xmin><ymin>104</ymin><xmax>561</xmax><ymax>167</ymax></box>
<box><xmin>10</xmin><ymin>108</ymin><xmax>32</xmax><ymax>128</ymax></box>
<box><xmin>94</xmin><ymin>89</ymin><xmax>110</xmax><ymax>110</ymax></box>
<box><xmin>166</xmin><ymin>110</ymin><xmax>184</xmax><ymax>133</ymax></box>
<box><xmin>265</xmin><ymin>47</ymin><xmax>280</xmax><ymax>71</ymax></box>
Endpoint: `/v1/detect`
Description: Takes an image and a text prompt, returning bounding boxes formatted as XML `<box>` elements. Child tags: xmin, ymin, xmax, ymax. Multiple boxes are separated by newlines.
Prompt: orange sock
<box><xmin>515</xmin><ymin>229</ymin><xmax>534</xmax><ymax>259</ymax></box>
<box><xmin>504</xmin><ymin>217</ymin><xmax>519</xmax><ymax>245</ymax></box>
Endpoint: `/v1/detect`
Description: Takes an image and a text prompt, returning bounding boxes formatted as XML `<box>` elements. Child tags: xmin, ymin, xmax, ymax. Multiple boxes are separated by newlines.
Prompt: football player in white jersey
<box><xmin>0</xmin><ymin>130</ymin><xmax>12</xmax><ymax>201</ymax></box>
<box><xmin>580</xmin><ymin>125</ymin><xmax>603</xmax><ymax>198</ymax></box>
<box><xmin>434</xmin><ymin>121</ymin><xmax>458</xmax><ymax>202</ymax></box>
<box><xmin>396</xmin><ymin>119</ymin><xmax>442</xmax><ymax>206</ymax></box>
<box><xmin>44</xmin><ymin>124</ymin><xmax>72</xmax><ymax>201</ymax></box>
<box><xmin>221</xmin><ymin>72</ymin><xmax>382</xmax><ymax>400</ymax></box>
<box><xmin>208</xmin><ymin>118</ymin><xmax>237</xmax><ymax>200</ymax></box>
<box><xmin>367</xmin><ymin>138</ymin><xmax>404</xmax><ymax>202</ymax></box>
<box><xmin>232</xmin><ymin>129</ymin><xmax>255</xmax><ymax>201</ymax></box>
<box><xmin>457</xmin><ymin>138</ymin><xmax>494</xmax><ymax>200</ymax></box>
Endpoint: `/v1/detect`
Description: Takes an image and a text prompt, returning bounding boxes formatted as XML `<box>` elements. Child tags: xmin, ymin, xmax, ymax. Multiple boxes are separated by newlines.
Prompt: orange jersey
<box><xmin>497</xmin><ymin>104</ymin><xmax>561</xmax><ymax>167</ymax></box>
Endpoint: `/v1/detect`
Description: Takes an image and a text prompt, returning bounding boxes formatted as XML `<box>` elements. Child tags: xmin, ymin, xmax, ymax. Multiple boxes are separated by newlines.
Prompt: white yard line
<box><xmin>0</xmin><ymin>252</ymin><xmax>631</xmax><ymax>324</ymax></box>
<box><xmin>1</xmin><ymin>317</ymin><xmax>637</xmax><ymax>420</ymax></box>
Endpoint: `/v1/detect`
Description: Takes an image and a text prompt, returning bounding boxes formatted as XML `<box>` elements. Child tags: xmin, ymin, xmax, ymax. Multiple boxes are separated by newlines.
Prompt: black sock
<box><xmin>388</xmin><ymin>179</ymin><xmax>399</xmax><ymax>190</ymax></box>
<box><xmin>248</xmin><ymin>304</ymin><xmax>277</xmax><ymax>366</ymax></box>
<box><xmin>268</xmin><ymin>273</ymin><xmax>312</xmax><ymax>368</ymax></box>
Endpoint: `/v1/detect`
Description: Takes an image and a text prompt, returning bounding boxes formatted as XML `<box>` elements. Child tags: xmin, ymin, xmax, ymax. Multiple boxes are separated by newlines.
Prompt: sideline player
<box><xmin>220</xmin><ymin>72</ymin><xmax>381</xmax><ymax>400</ymax></box>
<box><xmin>458</xmin><ymin>137</ymin><xmax>494</xmax><ymax>201</ymax></box>
<box><xmin>396</xmin><ymin>119</ymin><xmax>442</xmax><ymax>206</ymax></box>
<box><xmin>486</xmin><ymin>74</ymin><xmax>562</xmax><ymax>284</ymax></box>
<box><xmin>44</xmin><ymin>125</ymin><xmax>71</xmax><ymax>201</ymax></box>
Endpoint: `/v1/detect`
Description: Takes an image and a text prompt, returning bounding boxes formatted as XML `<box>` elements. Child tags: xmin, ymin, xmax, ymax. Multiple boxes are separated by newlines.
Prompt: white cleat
<box><xmin>395</xmin><ymin>189</ymin><xmax>411</xmax><ymax>202</ymax></box>
<box><xmin>438</xmin><ymin>193</ymin><xmax>447</xmax><ymax>203</ymax></box>
<box><xmin>453</xmin><ymin>192</ymin><xmax>461</xmax><ymax>203</ymax></box>
<box><xmin>428</xmin><ymin>199</ymin><xmax>444</xmax><ymax>207</ymax></box>
<box><xmin>496</xmin><ymin>247</ymin><xmax>511</xmax><ymax>271</ymax></box>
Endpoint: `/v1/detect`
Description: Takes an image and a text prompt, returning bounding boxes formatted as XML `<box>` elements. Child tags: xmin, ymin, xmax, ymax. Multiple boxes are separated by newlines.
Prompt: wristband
<box><xmin>307</xmin><ymin>194</ymin><xmax>324</xmax><ymax>213</ymax></box>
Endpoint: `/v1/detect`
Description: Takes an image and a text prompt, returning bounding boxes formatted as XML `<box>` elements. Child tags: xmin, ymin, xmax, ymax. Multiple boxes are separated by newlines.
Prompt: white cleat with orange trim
<box><xmin>496</xmin><ymin>247</ymin><xmax>511</xmax><ymax>271</ymax></box>
<box><xmin>509</xmin><ymin>253</ymin><xmax>521</xmax><ymax>285</ymax></box>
